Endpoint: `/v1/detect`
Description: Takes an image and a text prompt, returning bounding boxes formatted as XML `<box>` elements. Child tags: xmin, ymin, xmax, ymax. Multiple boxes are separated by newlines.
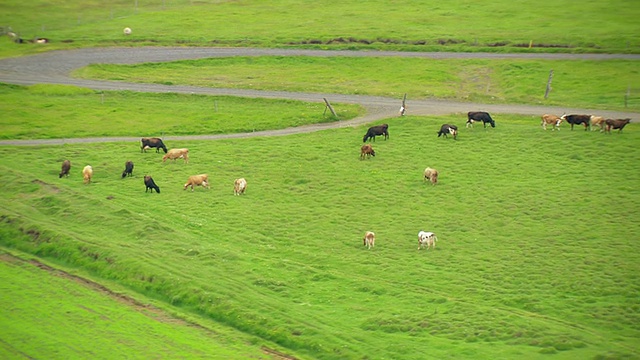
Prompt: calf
<box><xmin>423</xmin><ymin>167</ymin><xmax>438</xmax><ymax>185</ymax></box>
<box><xmin>121</xmin><ymin>161</ymin><xmax>134</xmax><ymax>178</ymax></box>
<box><xmin>144</xmin><ymin>175</ymin><xmax>160</xmax><ymax>193</ymax></box>
<box><xmin>163</xmin><ymin>148</ymin><xmax>189</xmax><ymax>163</ymax></box>
<box><xmin>360</xmin><ymin>144</ymin><xmax>376</xmax><ymax>160</ymax></box>
<box><xmin>561</xmin><ymin>114</ymin><xmax>591</xmax><ymax>131</ymax></box>
<box><xmin>418</xmin><ymin>231</ymin><xmax>438</xmax><ymax>250</ymax></box>
<box><xmin>363</xmin><ymin>124</ymin><xmax>389</xmax><ymax>142</ymax></box>
<box><xmin>590</xmin><ymin>116</ymin><xmax>606</xmax><ymax>132</ymax></box>
<box><xmin>541</xmin><ymin>114</ymin><xmax>563</xmax><ymax>131</ymax></box>
<box><xmin>82</xmin><ymin>165</ymin><xmax>93</xmax><ymax>184</ymax></box>
<box><xmin>141</xmin><ymin>137</ymin><xmax>168</xmax><ymax>153</ymax></box>
<box><xmin>184</xmin><ymin>174</ymin><xmax>210</xmax><ymax>191</ymax></box>
<box><xmin>59</xmin><ymin>160</ymin><xmax>71</xmax><ymax>178</ymax></box>
<box><xmin>604</xmin><ymin>118</ymin><xmax>631</xmax><ymax>133</ymax></box>
<box><xmin>363</xmin><ymin>231</ymin><xmax>375</xmax><ymax>249</ymax></box>
<box><xmin>437</xmin><ymin>124</ymin><xmax>458</xmax><ymax>139</ymax></box>
<box><xmin>467</xmin><ymin>111</ymin><xmax>495</xmax><ymax>128</ymax></box>
<box><xmin>234</xmin><ymin>178</ymin><xmax>247</xmax><ymax>195</ymax></box>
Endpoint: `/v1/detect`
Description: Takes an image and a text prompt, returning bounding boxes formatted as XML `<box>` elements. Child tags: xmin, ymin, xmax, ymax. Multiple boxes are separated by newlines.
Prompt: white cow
<box><xmin>418</xmin><ymin>231</ymin><xmax>438</xmax><ymax>250</ymax></box>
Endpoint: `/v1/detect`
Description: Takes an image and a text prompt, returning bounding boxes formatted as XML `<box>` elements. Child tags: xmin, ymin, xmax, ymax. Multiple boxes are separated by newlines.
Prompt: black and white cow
<box><xmin>467</xmin><ymin>111</ymin><xmax>495</xmax><ymax>128</ymax></box>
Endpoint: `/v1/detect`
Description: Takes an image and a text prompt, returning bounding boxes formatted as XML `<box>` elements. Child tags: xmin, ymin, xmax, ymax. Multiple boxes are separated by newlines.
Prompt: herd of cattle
<box><xmin>58</xmin><ymin>137</ymin><xmax>247</xmax><ymax>196</ymax></box>
<box><xmin>358</xmin><ymin>110</ymin><xmax>633</xmax><ymax>251</ymax></box>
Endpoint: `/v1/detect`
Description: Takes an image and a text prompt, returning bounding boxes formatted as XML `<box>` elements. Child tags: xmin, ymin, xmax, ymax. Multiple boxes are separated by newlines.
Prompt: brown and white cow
<box><xmin>82</xmin><ymin>165</ymin><xmax>93</xmax><ymax>184</ymax></box>
<box><xmin>604</xmin><ymin>118</ymin><xmax>631</xmax><ymax>133</ymax></box>
<box><xmin>418</xmin><ymin>231</ymin><xmax>438</xmax><ymax>250</ymax></box>
<box><xmin>184</xmin><ymin>174</ymin><xmax>210</xmax><ymax>191</ymax></box>
<box><xmin>234</xmin><ymin>178</ymin><xmax>247</xmax><ymax>195</ymax></box>
<box><xmin>541</xmin><ymin>114</ymin><xmax>563</xmax><ymax>131</ymax></box>
<box><xmin>163</xmin><ymin>148</ymin><xmax>189</xmax><ymax>163</ymax></box>
<box><xmin>363</xmin><ymin>231</ymin><xmax>375</xmax><ymax>249</ymax></box>
<box><xmin>360</xmin><ymin>144</ymin><xmax>376</xmax><ymax>160</ymax></box>
<box><xmin>423</xmin><ymin>167</ymin><xmax>439</xmax><ymax>185</ymax></box>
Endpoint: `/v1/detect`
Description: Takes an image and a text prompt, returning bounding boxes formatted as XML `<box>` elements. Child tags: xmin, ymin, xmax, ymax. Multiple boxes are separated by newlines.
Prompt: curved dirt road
<box><xmin>0</xmin><ymin>47</ymin><xmax>638</xmax><ymax>145</ymax></box>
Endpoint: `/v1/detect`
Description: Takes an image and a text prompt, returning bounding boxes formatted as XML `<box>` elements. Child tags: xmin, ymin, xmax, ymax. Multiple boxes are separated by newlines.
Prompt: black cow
<box><xmin>59</xmin><ymin>160</ymin><xmax>71</xmax><ymax>178</ymax></box>
<box><xmin>561</xmin><ymin>114</ymin><xmax>591</xmax><ymax>131</ymax></box>
<box><xmin>604</xmin><ymin>118</ymin><xmax>631</xmax><ymax>133</ymax></box>
<box><xmin>141</xmin><ymin>137</ymin><xmax>168</xmax><ymax>153</ymax></box>
<box><xmin>144</xmin><ymin>175</ymin><xmax>160</xmax><ymax>193</ymax></box>
<box><xmin>122</xmin><ymin>161</ymin><xmax>134</xmax><ymax>178</ymax></box>
<box><xmin>437</xmin><ymin>124</ymin><xmax>458</xmax><ymax>139</ymax></box>
<box><xmin>467</xmin><ymin>111</ymin><xmax>495</xmax><ymax>128</ymax></box>
<box><xmin>363</xmin><ymin>124</ymin><xmax>389</xmax><ymax>142</ymax></box>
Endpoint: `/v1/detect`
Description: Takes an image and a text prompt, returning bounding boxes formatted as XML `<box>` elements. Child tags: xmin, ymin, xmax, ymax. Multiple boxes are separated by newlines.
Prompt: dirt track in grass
<box><xmin>0</xmin><ymin>47</ymin><xmax>638</xmax><ymax>146</ymax></box>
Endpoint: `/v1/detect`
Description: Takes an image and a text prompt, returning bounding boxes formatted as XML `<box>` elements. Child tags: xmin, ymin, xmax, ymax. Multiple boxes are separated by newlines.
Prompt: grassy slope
<box><xmin>0</xmin><ymin>83</ymin><xmax>363</xmax><ymax>139</ymax></box>
<box><xmin>0</xmin><ymin>253</ymin><xmax>278</xmax><ymax>359</ymax></box>
<box><xmin>1</xmin><ymin>115</ymin><xmax>638</xmax><ymax>359</ymax></box>
<box><xmin>0</xmin><ymin>0</ymin><xmax>639</xmax><ymax>55</ymax></box>
<box><xmin>75</xmin><ymin>57</ymin><xmax>640</xmax><ymax>111</ymax></box>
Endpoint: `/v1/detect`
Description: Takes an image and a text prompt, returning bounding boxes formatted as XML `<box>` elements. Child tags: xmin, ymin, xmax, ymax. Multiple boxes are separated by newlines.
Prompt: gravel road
<box><xmin>0</xmin><ymin>47</ymin><xmax>638</xmax><ymax>145</ymax></box>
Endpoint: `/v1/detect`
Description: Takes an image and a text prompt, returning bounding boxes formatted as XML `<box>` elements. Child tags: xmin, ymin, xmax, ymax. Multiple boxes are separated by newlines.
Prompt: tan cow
<box><xmin>360</xmin><ymin>144</ymin><xmax>376</xmax><ymax>160</ymax></box>
<box><xmin>423</xmin><ymin>167</ymin><xmax>439</xmax><ymax>185</ymax></box>
<box><xmin>541</xmin><ymin>114</ymin><xmax>563</xmax><ymax>131</ymax></box>
<box><xmin>163</xmin><ymin>148</ymin><xmax>189</xmax><ymax>163</ymax></box>
<box><xmin>363</xmin><ymin>231</ymin><xmax>375</xmax><ymax>249</ymax></box>
<box><xmin>82</xmin><ymin>165</ymin><xmax>93</xmax><ymax>184</ymax></box>
<box><xmin>590</xmin><ymin>116</ymin><xmax>606</xmax><ymax>132</ymax></box>
<box><xmin>184</xmin><ymin>174</ymin><xmax>210</xmax><ymax>191</ymax></box>
<box><xmin>234</xmin><ymin>178</ymin><xmax>247</xmax><ymax>195</ymax></box>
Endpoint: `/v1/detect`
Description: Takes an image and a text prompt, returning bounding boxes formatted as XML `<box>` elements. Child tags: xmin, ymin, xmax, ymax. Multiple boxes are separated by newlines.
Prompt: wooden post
<box><xmin>544</xmin><ymin>69</ymin><xmax>554</xmax><ymax>99</ymax></box>
<box><xmin>625</xmin><ymin>84</ymin><xmax>630</xmax><ymax>108</ymax></box>
<box><xmin>323</xmin><ymin>98</ymin><xmax>337</xmax><ymax>118</ymax></box>
<box><xmin>214</xmin><ymin>100</ymin><xmax>218</xmax><ymax>112</ymax></box>
<box><xmin>399</xmin><ymin>93</ymin><xmax>407</xmax><ymax>116</ymax></box>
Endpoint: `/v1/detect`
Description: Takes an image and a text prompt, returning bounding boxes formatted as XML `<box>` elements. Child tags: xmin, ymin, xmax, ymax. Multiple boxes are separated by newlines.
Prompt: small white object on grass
<box><xmin>123</xmin><ymin>27</ymin><xmax>132</xmax><ymax>35</ymax></box>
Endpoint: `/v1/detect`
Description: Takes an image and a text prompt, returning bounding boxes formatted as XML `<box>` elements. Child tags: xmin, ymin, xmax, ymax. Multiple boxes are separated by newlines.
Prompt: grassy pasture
<box><xmin>75</xmin><ymin>56</ymin><xmax>640</xmax><ymax>111</ymax></box>
<box><xmin>1</xmin><ymin>0</ymin><xmax>639</xmax><ymax>57</ymax></box>
<box><xmin>0</xmin><ymin>83</ymin><xmax>363</xmax><ymax>139</ymax></box>
<box><xmin>1</xmin><ymin>114</ymin><xmax>639</xmax><ymax>359</ymax></box>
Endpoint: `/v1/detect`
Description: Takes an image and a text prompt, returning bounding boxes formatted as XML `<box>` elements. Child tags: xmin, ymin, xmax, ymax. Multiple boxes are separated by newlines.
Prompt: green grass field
<box><xmin>1</xmin><ymin>113</ymin><xmax>639</xmax><ymax>359</ymax></box>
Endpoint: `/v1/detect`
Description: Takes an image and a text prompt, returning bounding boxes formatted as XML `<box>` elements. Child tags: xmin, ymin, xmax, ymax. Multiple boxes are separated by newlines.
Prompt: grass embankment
<box><xmin>75</xmin><ymin>56</ymin><xmax>640</xmax><ymax>112</ymax></box>
<box><xmin>0</xmin><ymin>252</ymin><xmax>279</xmax><ymax>359</ymax></box>
<box><xmin>0</xmin><ymin>83</ymin><xmax>363</xmax><ymax>140</ymax></box>
<box><xmin>1</xmin><ymin>0</ymin><xmax>639</xmax><ymax>56</ymax></box>
<box><xmin>1</xmin><ymin>114</ymin><xmax>638</xmax><ymax>359</ymax></box>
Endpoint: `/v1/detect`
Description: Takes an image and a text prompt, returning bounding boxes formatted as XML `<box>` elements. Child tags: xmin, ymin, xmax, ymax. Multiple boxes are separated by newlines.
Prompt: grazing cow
<box><xmin>141</xmin><ymin>137</ymin><xmax>168</xmax><ymax>153</ymax></box>
<box><xmin>363</xmin><ymin>124</ymin><xmax>389</xmax><ymax>142</ymax></box>
<box><xmin>363</xmin><ymin>231</ymin><xmax>375</xmax><ymax>249</ymax></box>
<box><xmin>163</xmin><ymin>148</ymin><xmax>189</xmax><ymax>163</ymax></box>
<box><xmin>423</xmin><ymin>167</ymin><xmax>439</xmax><ymax>185</ymax></box>
<box><xmin>437</xmin><ymin>124</ymin><xmax>458</xmax><ymax>139</ymax></box>
<box><xmin>590</xmin><ymin>116</ymin><xmax>606</xmax><ymax>132</ymax></box>
<box><xmin>59</xmin><ymin>160</ymin><xmax>71</xmax><ymax>178</ymax></box>
<box><xmin>82</xmin><ymin>165</ymin><xmax>93</xmax><ymax>184</ymax></box>
<box><xmin>541</xmin><ymin>114</ymin><xmax>563</xmax><ymax>131</ymax></box>
<box><xmin>121</xmin><ymin>161</ymin><xmax>134</xmax><ymax>178</ymax></box>
<box><xmin>467</xmin><ymin>111</ymin><xmax>495</xmax><ymax>128</ymax></box>
<box><xmin>418</xmin><ymin>231</ymin><xmax>438</xmax><ymax>250</ymax></box>
<box><xmin>184</xmin><ymin>174</ymin><xmax>210</xmax><ymax>191</ymax></box>
<box><xmin>144</xmin><ymin>175</ymin><xmax>160</xmax><ymax>193</ymax></box>
<box><xmin>604</xmin><ymin>118</ymin><xmax>631</xmax><ymax>134</ymax></box>
<box><xmin>561</xmin><ymin>114</ymin><xmax>591</xmax><ymax>131</ymax></box>
<box><xmin>234</xmin><ymin>178</ymin><xmax>247</xmax><ymax>195</ymax></box>
<box><xmin>360</xmin><ymin>144</ymin><xmax>376</xmax><ymax>160</ymax></box>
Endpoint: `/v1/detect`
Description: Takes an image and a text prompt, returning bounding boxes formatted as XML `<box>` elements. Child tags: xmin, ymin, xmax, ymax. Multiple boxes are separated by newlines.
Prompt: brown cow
<box><xmin>122</xmin><ymin>161</ymin><xmax>134</xmax><ymax>178</ymax></box>
<box><xmin>541</xmin><ymin>114</ymin><xmax>563</xmax><ymax>131</ymax></box>
<box><xmin>59</xmin><ymin>160</ymin><xmax>71</xmax><ymax>178</ymax></box>
<box><xmin>363</xmin><ymin>231</ymin><xmax>375</xmax><ymax>249</ymax></box>
<box><xmin>163</xmin><ymin>148</ymin><xmax>189</xmax><ymax>163</ymax></box>
<box><xmin>234</xmin><ymin>178</ymin><xmax>247</xmax><ymax>195</ymax></box>
<box><xmin>144</xmin><ymin>175</ymin><xmax>160</xmax><ymax>193</ymax></box>
<box><xmin>604</xmin><ymin>118</ymin><xmax>631</xmax><ymax>133</ymax></box>
<box><xmin>141</xmin><ymin>137</ymin><xmax>167</xmax><ymax>153</ymax></box>
<box><xmin>360</xmin><ymin>144</ymin><xmax>376</xmax><ymax>160</ymax></box>
<box><xmin>184</xmin><ymin>174</ymin><xmax>210</xmax><ymax>191</ymax></box>
<box><xmin>423</xmin><ymin>167</ymin><xmax>439</xmax><ymax>185</ymax></box>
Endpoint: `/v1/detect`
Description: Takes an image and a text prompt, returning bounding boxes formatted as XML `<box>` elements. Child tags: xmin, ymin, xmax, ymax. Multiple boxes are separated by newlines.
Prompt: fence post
<box><xmin>625</xmin><ymin>84</ymin><xmax>630</xmax><ymax>108</ymax></box>
<box><xmin>544</xmin><ymin>69</ymin><xmax>554</xmax><ymax>99</ymax></box>
<box><xmin>323</xmin><ymin>98</ymin><xmax>337</xmax><ymax>118</ymax></box>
